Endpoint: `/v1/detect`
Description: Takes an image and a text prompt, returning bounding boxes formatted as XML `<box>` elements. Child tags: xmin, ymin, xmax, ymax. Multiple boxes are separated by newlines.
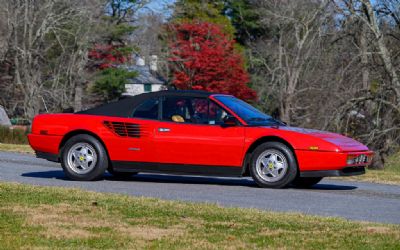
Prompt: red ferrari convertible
<box><xmin>28</xmin><ymin>90</ymin><xmax>373</xmax><ymax>188</ymax></box>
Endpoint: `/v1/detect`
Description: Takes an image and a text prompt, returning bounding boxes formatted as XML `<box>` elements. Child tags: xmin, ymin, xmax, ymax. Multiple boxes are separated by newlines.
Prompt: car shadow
<box><xmin>21</xmin><ymin>170</ymin><xmax>69</xmax><ymax>180</ymax></box>
<box><xmin>288</xmin><ymin>183</ymin><xmax>357</xmax><ymax>191</ymax></box>
<box><xmin>21</xmin><ymin>170</ymin><xmax>257</xmax><ymax>187</ymax></box>
<box><xmin>107</xmin><ymin>173</ymin><xmax>258</xmax><ymax>187</ymax></box>
<box><xmin>21</xmin><ymin>170</ymin><xmax>358</xmax><ymax>190</ymax></box>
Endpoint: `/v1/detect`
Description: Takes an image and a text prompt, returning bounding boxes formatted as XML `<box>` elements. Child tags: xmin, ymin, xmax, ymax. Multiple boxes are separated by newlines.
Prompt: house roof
<box><xmin>122</xmin><ymin>65</ymin><xmax>166</xmax><ymax>85</ymax></box>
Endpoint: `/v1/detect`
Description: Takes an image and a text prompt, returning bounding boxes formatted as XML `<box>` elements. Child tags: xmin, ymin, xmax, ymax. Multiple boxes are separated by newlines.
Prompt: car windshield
<box><xmin>214</xmin><ymin>95</ymin><xmax>285</xmax><ymax>126</ymax></box>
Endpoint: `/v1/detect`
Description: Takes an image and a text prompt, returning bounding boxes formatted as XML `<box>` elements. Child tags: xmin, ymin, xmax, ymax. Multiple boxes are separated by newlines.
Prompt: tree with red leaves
<box><xmin>88</xmin><ymin>44</ymin><xmax>129</xmax><ymax>70</ymax></box>
<box><xmin>87</xmin><ymin>0</ymin><xmax>143</xmax><ymax>101</ymax></box>
<box><xmin>168</xmin><ymin>21</ymin><xmax>256</xmax><ymax>101</ymax></box>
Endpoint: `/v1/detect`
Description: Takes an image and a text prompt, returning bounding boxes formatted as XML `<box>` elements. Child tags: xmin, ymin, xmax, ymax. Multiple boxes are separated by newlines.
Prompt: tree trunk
<box><xmin>280</xmin><ymin>94</ymin><xmax>292</xmax><ymax>124</ymax></box>
<box><xmin>360</xmin><ymin>23</ymin><xmax>369</xmax><ymax>90</ymax></box>
<box><xmin>363</xmin><ymin>0</ymin><xmax>400</xmax><ymax>102</ymax></box>
<box><xmin>24</xmin><ymin>94</ymin><xmax>40</xmax><ymax>120</ymax></box>
<box><xmin>74</xmin><ymin>85</ymin><xmax>83</xmax><ymax>112</ymax></box>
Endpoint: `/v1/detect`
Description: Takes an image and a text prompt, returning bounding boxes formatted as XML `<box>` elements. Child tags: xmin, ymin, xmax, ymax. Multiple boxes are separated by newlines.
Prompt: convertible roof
<box><xmin>76</xmin><ymin>90</ymin><xmax>213</xmax><ymax>117</ymax></box>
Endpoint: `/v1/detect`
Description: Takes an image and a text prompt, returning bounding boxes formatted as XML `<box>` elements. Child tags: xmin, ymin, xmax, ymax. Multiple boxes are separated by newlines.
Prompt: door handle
<box><xmin>158</xmin><ymin>127</ymin><xmax>170</xmax><ymax>132</ymax></box>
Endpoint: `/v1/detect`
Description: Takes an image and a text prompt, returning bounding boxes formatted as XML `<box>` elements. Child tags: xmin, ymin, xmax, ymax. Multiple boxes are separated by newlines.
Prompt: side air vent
<box><xmin>103</xmin><ymin>121</ymin><xmax>140</xmax><ymax>138</ymax></box>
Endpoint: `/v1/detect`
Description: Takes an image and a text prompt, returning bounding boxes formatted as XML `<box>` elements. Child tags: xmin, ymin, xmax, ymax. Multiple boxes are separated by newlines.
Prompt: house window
<box><xmin>144</xmin><ymin>84</ymin><xmax>152</xmax><ymax>92</ymax></box>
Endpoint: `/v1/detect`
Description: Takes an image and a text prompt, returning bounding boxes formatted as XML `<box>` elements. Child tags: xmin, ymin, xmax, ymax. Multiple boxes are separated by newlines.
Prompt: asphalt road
<box><xmin>1</xmin><ymin>151</ymin><xmax>399</xmax><ymax>224</ymax></box>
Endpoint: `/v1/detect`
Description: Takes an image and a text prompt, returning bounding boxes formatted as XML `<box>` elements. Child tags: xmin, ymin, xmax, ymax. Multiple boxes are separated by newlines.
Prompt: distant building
<box><xmin>123</xmin><ymin>55</ymin><xmax>167</xmax><ymax>96</ymax></box>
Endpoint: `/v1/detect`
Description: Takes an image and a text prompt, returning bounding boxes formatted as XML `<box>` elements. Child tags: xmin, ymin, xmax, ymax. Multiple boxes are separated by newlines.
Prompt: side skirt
<box><xmin>112</xmin><ymin>161</ymin><xmax>243</xmax><ymax>177</ymax></box>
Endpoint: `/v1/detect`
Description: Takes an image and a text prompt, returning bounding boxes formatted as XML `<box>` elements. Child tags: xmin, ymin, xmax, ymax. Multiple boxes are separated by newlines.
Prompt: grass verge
<box><xmin>0</xmin><ymin>182</ymin><xmax>399</xmax><ymax>249</ymax></box>
<box><xmin>0</xmin><ymin>143</ymin><xmax>33</xmax><ymax>154</ymax></box>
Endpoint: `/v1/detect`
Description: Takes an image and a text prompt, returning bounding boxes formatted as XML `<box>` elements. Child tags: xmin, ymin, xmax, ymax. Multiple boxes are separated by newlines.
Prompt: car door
<box><xmin>103</xmin><ymin>97</ymin><xmax>161</xmax><ymax>163</ymax></box>
<box><xmin>154</xmin><ymin>96</ymin><xmax>245</xmax><ymax>167</ymax></box>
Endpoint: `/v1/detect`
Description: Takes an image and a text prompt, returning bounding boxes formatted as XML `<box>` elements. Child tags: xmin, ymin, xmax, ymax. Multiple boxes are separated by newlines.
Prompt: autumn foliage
<box><xmin>87</xmin><ymin>44</ymin><xmax>136</xmax><ymax>101</ymax></box>
<box><xmin>168</xmin><ymin>21</ymin><xmax>257</xmax><ymax>101</ymax></box>
<box><xmin>88</xmin><ymin>44</ymin><xmax>129</xmax><ymax>69</ymax></box>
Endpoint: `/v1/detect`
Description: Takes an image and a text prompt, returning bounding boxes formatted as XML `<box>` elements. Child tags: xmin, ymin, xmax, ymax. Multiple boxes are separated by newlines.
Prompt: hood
<box><xmin>279</xmin><ymin>126</ymin><xmax>369</xmax><ymax>152</ymax></box>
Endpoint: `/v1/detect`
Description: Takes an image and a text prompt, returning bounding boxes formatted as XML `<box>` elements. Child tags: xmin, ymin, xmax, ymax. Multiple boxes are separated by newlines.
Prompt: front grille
<box><xmin>103</xmin><ymin>121</ymin><xmax>140</xmax><ymax>138</ymax></box>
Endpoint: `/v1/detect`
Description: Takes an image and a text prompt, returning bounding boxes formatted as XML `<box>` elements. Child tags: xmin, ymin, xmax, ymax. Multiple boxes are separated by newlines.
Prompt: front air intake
<box><xmin>103</xmin><ymin>121</ymin><xmax>140</xmax><ymax>138</ymax></box>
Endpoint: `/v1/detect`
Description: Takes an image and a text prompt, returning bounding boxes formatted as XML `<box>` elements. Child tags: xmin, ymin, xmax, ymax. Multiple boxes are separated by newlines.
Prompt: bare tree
<box><xmin>330</xmin><ymin>0</ymin><xmax>400</xmax><ymax>167</ymax></box>
<box><xmin>130</xmin><ymin>12</ymin><xmax>170</xmax><ymax>77</ymax></box>
<box><xmin>353</xmin><ymin>0</ymin><xmax>400</xmax><ymax>101</ymax></box>
<box><xmin>248</xmin><ymin>0</ymin><xmax>399</xmax><ymax>167</ymax></box>
<box><xmin>0</xmin><ymin>0</ymin><xmax>99</xmax><ymax>119</ymax></box>
<box><xmin>253</xmin><ymin>0</ymin><xmax>329</xmax><ymax>124</ymax></box>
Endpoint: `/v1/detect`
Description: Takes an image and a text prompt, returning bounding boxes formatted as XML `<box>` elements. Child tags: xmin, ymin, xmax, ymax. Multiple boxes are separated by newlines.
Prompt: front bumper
<box><xmin>295</xmin><ymin>150</ymin><xmax>374</xmax><ymax>171</ymax></box>
<box><xmin>300</xmin><ymin>166</ymin><xmax>365</xmax><ymax>177</ymax></box>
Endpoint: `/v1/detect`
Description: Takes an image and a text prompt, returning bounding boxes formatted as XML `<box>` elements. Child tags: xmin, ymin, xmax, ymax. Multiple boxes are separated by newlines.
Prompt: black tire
<box><xmin>250</xmin><ymin>142</ymin><xmax>298</xmax><ymax>188</ymax></box>
<box><xmin>61</xmin><ymin>134</ymin><xmax>108</xmax><ymax>181</ymax></box>
<box><xmin>292</xmin><ymin>177</ymin><xmax>323</xmax><ymax>188</ymax></box>
<box><xmin>108</xmin><ymin>168</ymin><xmax>138</xmax><ymax>179</ymax></box>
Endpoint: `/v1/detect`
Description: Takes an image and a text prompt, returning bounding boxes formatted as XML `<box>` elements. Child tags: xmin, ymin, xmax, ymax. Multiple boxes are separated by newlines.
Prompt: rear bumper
<box><xmin>28</xmin><ymin>134</ymin><xmax>62</xmax><ymax>155</ymax></box>
<box><xmin>300</xmin><ymin>166</ymin><xmax>365</xmax><ymax>177</ymax></box>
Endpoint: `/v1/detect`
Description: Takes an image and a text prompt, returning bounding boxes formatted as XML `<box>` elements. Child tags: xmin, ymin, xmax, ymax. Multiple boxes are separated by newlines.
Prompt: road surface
<box><xmin>0</xmin><ymin>151</ymin><xmax>399</xmax><ymax>224</ymax></box>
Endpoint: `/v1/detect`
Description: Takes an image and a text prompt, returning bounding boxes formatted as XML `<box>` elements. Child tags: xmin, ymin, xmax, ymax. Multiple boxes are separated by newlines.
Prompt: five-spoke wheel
<box><xmin>255</xmin><ymin>149</ymin><xmax>288</xmax><ymax>183</ymax></box>
<box><xmin>250</xmin><ymin>142</ymin><xmax>297</xmax><ymax>188</ymax></box>
<box><xmin>66</xmin><ymin>143</ymin><xmax>98</xmax><ymax>175</ymax></box>
<box><xmin>61</xmin><ymin>134</ymin><xmax>108</xmax><ymax>181</ymax></box>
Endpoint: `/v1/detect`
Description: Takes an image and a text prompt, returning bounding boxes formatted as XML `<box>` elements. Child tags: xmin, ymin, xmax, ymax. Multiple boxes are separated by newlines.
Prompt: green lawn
<box><xmin>0</xmin><ymin>182</ymin><xmax>399</xmax><ymax>249</ymax></box>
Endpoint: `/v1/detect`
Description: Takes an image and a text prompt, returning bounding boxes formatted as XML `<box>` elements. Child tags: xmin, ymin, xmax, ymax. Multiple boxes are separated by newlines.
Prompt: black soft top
<box><xmin>76</xmin><ymin>90</ymin><xmax>214</xmax><ymax>117</ymax></box>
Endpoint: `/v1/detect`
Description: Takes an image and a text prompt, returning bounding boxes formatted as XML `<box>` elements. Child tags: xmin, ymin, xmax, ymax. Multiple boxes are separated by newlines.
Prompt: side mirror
<box><xmin>222</xmin><ymin>116</ymin><xmax>238</xmax><ymax>127</ymax></box>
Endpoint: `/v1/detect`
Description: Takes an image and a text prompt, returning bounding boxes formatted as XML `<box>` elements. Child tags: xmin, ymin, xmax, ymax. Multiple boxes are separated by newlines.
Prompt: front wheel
<box><xmin>292</xmin><ymin>177</ymin><xmax>323</xmax><ymax>188</ymax></box>
<box><xmin>61</xmin><ymin>134</ymin><xmax>108</xmax><ymax>181</ymax></box>
<box><xmin>250</xmin><ymin>142</ymin><xmax>298</xmax><ymax>188</ymax></box>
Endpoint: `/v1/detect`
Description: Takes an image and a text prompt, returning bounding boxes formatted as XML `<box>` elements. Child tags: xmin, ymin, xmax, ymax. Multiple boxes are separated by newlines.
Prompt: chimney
<box><xmin>149</xmin><ymin>55</ymin><xmax>158</xmax><ymax>72</ymax></box>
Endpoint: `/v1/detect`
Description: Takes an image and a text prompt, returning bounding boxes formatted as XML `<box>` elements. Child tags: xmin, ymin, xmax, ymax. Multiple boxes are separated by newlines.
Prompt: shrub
<box><xmin>0</xmin><ymin>126</ymin><xmax>29</xmax><ymax>144</ymax></box>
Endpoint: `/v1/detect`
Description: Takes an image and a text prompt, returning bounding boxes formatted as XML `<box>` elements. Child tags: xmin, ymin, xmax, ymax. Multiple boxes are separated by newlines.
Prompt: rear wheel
<box><xmin>61</xmin><ymin>134</ymin><xmax>108</xmax><ymax>181</ymax></box>
<box><xmin>250</xmin><ymin>142</ymin><xmax>297</xmax><ymax>188</ymax></box>
<box><xmin>292</xmin><ymin>177</ymin><xmax>323</xmax><ymax>188</ymax></box>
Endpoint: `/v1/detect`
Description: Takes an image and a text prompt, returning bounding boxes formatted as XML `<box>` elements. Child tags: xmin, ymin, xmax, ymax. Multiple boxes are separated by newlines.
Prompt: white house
<box><xmin>123</xmin><ymin>55</ymin><xmax>167</xmax><ymax>96</ymax></box>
